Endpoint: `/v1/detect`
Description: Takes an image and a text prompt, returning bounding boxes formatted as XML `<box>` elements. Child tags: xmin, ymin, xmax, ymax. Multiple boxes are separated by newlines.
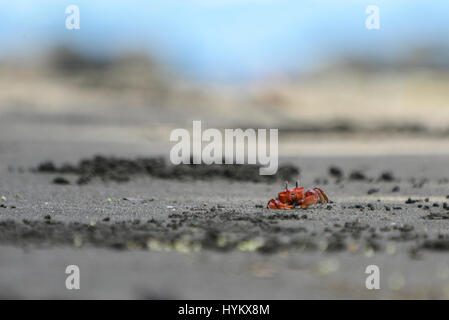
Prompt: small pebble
<box><xmin>53</xmin><ymin>177</ymin><xmax>70</xmax><ymax>185</ymax></box>
<box><xmin>392</xmin><ymin>186</ymin><xmax>400</xmax><ymax>192</ymax></box>
<box><xmin>349</xmin><ymin>171</ymin><xmax>366</xmax><ymax>181</ymax></box>
<box><xmin>379</xmin><ymin>172</ymin><xmax>394</xmax><ymax>182</ymax></box>
<box><xmin>329</xmin><ymin>166</ymin><xmax>343</xmax><ymax>178</ymax></box>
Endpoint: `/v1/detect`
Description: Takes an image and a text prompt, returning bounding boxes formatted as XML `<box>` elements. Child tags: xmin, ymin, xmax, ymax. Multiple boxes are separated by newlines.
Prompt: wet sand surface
<box><xmin>1</xmin><ymin>115</ymin><xmax>449</xmax><ymax>299</ymax></box>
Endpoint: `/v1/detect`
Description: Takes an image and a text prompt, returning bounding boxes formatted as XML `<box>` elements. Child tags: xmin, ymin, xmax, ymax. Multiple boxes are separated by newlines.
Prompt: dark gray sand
<box><xmin>2</xmin><ymin>116</ymin><xmax>449</xmax><ymax>299</ymax></box>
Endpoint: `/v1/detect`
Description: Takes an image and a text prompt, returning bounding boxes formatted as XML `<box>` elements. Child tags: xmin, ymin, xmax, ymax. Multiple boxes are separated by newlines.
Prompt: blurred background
<box><xmin>1</xmin><ymin>0</ymin><xmax>449</xmax><ymax>159</ymax></box>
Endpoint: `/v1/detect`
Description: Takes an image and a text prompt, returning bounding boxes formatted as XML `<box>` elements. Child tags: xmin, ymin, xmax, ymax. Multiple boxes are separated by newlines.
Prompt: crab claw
<box><xmin>313</xmin><ymin>187</ymin><xmax>329</xmax><ymax>203</ymax></box>
<box><xmin>267</xmin><ymin>199</ymin><xmax>293</xmax><ymax>210</ymax></box>
<box><xmin>300</xmin><ymin>188</ymin><xmax>329</xmax><ymax>208</ymax></box>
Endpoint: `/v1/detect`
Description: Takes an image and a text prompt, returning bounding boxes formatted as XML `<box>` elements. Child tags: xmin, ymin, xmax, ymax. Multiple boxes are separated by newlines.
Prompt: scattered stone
<box><xmin>379</xmin><ymin>171</ymin><xmax>395</xmax><ymax>182</ymax></box>
<box><xmin>44</xmin><ymin>215</ymin><xmax>51</xmax><ymax>220</ymax></box>
<box><xmin>405</xmin><ymin>198</ymin><xmax>419</xmax><ymax>204</ymax></box>
<box><xmin>392</xmin><ymin>186</ymin><xmax>400</xmax><ymax>192</ymax></box>
<box><xmin>433</xmin><ymin>203</ymin><xmax>440</xmax><ymax>207</ymax></box>
<box><xmin>424</xmin><ymin>212</ymin><xmax>449</xmax><ymax>220</ymax></box>
<box><xmin>328</xmin><ymin>166</ymin><xmax>343</xmax><ymax>178</ymax></box>
<box><xmin>349</xmin><ymin>171</ymin><xmax>366</xmax><ymax>181</ymax></box>
<box><xmin>255</xmin><ymin>204</ymin><xmax>264</xmax><ymax>208</ymax></box>
<box><xmin>102</xmin><ymin>217</ymin><xmax>111</xmax><ymax>222</ymax></box>
<box><xmin>367</xmin><ymin>188</ymin><xmax>379</xmax><ymax>195</ymax></box>
<box><xmin>53</xmin><ymin>177</ymin><xmax>70</xmax><ymax>185</ymax></box>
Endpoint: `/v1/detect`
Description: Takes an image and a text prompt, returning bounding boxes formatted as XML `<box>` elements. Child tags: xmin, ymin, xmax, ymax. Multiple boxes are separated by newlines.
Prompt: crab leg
<box><xmin>300</xmin><ymin>193</ymin><xmax>319</xmax><ymax>208</ymax></box>
<box><xmin>313</xmin><ymin>187</ymin><xmax>329</xmax><ymax>203</ymax></box>
<box><xmin>267</xmin><ymin>199</ymin><xmax>293</xmax><ymax>209</ymax></box>
<box><xmin>300</xmin><ymin>188</ymin><xmax>329</xmax><ymax>208</ymax></box>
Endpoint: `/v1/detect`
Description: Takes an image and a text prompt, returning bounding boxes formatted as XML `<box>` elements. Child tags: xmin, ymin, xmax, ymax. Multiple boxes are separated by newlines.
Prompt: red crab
<box><xmin>267</xmin><ymin>181</ymin><xmax>329</xmax><ymax>209</ymax></box>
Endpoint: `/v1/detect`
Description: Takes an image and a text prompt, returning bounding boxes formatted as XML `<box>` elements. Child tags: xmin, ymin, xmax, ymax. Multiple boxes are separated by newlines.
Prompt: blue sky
<box><xmin>1</xmin><ymin>0</ymin><xmax>448</xmax><ymax>81</ymax></box>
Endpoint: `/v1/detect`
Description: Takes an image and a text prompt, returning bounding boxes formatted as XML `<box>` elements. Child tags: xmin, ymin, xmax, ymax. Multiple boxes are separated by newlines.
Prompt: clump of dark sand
<box><xmin>423</xmin><ymin>212</ymin><xmax>449</xmax><ymax>220</ymax></box>
<box><xmin>53</xmin><ymin>177</ymin><xmax>70</xmax><ymax>185</ymax></box>
<box><xmin>328</xmin><ymin>166</ymin><xmax>343</xmax><ymax>178</ymax></box>
<box><xmin>348</xmin><ymin>170</ymin><xmax>366</xmax><ymax>181</ymax></box>
<box><xmin>420</xmin><ymin>239</ymin><xmax>449</xmax><ymax>251</ymax></box>
<box><xmin>378</xmin><ymin>171</ymin><xmax>395</xmax><ymax>182</ymax></box>
<box><xmin>35</xmin><ymin>156</ymin><xmax>299</xmax><ymax>185</ymax></box>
